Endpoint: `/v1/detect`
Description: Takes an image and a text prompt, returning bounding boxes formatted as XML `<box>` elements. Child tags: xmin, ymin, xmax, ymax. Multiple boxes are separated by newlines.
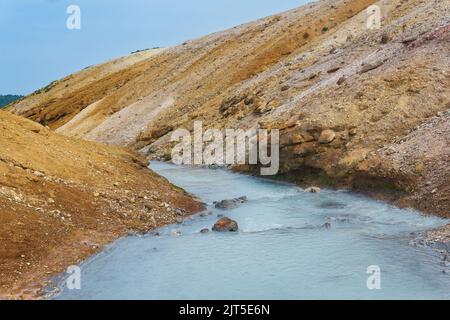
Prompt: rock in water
<box><xmin>212</xmin><ymin>217</ymin><xmax>239</xmax><ymax>232</ymax></box>
<box><xmin>318</xmin><ymin>201</ymin><xmax>346</xmax><ymax>209</ymax></box>
<box><xmin>214</xmin><ymin>199</ymin><xmax>236</xmax><ymax>209</ymax></box>
<box><xmin>305</xmin><ymin>187</ymin><xmax>321</xmax><ymax>193</ymax></box>
<box><xmin>200</xmin><ymin>228</ymin><xmax>210</xmax><ymax>234</ymax></box>
<box><xmin>214</xmin><ymin>196</ymin><xmax>248</xmax><ymax>209</ymax></box>
<box><xmin>322</xmin><ymin>222</ymin><xmax>332</xmax><ymax>229</ymax></box>
<box><xmin>171</xmin><ymin>230</ymin><xmax>182</xmax><ymax>237</ymax></box>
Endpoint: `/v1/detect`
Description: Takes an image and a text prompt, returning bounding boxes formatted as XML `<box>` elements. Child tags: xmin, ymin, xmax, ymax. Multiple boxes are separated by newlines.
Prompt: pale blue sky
<box><xmin>0</xmin><ymin>0</ymin><xmax>310</xmax><ymax>95</ymax></box>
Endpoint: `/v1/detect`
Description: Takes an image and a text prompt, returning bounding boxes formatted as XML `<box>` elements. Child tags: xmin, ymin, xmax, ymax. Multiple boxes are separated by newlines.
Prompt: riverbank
<box><xmin>233</xmin><ymin>162</ymin><xmax>450</xmax><ymax>248</ymax></box>
<box><xmin>0</xmin><ymin>112</ymin><xmax>203</xmax><ymax>299</ymax></box>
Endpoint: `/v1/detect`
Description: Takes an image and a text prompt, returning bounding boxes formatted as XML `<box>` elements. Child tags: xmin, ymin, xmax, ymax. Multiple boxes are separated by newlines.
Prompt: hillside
<box><xmin>0</xmin><ymin>95</ymin><xmax>23</xmax><ymax>108</ymax></box>
<box><xmin>8</xmin><ymin>0</ymin><xmax>450</xmax><ymax>217</ymax></box>
<box><xmin>0</xmin><ymin>111</ymin><xmax>202</xmax><ymax>299</ymax></box>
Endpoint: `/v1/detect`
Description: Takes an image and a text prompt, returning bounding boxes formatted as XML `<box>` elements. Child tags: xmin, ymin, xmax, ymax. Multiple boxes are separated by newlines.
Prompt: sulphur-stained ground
<box><xmin>0</xmin><ymin>111</ymin><xmax>203</xmax><ymax>299</ymax></box>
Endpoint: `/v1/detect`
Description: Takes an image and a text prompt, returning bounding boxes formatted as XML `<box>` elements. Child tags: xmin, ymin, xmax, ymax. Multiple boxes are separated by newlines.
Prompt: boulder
<box><xmin>212</xmin><ymin>217</ymin><xmax>239</xmax><ymax>232</ymax></box>
<box><xmin>380</xmin><ymin>33</ymin><xmax>390</xmax><ymax>44</ymax></box>
<box><xmin>244</xmin><ymin>96</ymin><xmax>254</xmax><ymax>105</ymax></box>
<box><xmin>319</xmin><ymin>129</ymin><xmax>336</xmax><ymax>144</ymax></box>
<box><xmin>322</xmin><ymin>222</ymin><xmax>332</xmax><ymax>229</ymax></box>
<box><xmin>305</xmin><ymin>187</ymin><xmax>321</xmax><ymax>193</ymax></box>
<box><xmin>337</xmin><ymin>76</ymin><xmax>346</xmax><ymax>85</ymax></box>
<box><xmin>318</xmin><ymin>201</ymin><xmax>346</xmax><ymax>209</ymax></box>
<box><xmin>327</xmin><ymin>67</ymin><xmax>340</xmax><ymax>73</ymax></box>
<box><xmin>174</xmin><ymin>208</ymin><xmax>185</xmax><ymax>216</ymax></box>
<box><xmin>360</xmin><ymin>61</ymin><xmax>384</xmax><ymax>74</ymax></box>
<box><xmin>214</xmin><ymin>196</ymin><xmax>247</xmax><ymax>209</ymax></box>
<box><xmin>348</xmin><ymin>127</ymin><xmax>357</xmax><ymax>136</ymax></box>
<box><xmin>33</xmin><ymin>170</ymin><xmax>45</xmax><ymax>177</ymax></box>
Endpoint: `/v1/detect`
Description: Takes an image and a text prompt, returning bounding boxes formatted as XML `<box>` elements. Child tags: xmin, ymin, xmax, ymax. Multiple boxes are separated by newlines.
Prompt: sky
<box><xmin>0</xmin><ymin>0</ymin><xmax>310</xmax><ymax>95</ymax></box>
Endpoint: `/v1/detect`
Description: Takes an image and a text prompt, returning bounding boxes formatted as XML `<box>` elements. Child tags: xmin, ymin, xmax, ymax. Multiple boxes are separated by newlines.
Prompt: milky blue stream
<box><xmin>56</xmin><ymin>162</ymin><xmax>450</xmax><ymax>299</ymax></box>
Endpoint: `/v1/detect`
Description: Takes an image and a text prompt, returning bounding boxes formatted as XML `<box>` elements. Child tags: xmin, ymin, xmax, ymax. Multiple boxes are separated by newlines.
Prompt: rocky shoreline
<box><xmin>411</xmin><ymin>225</ymin><xmax>450</xmax><ymax>275</ymax></box>
<box><xmin>2</xmin><ymin>199</ymin><xmax>204</xmax><ymax>300</ymax></box>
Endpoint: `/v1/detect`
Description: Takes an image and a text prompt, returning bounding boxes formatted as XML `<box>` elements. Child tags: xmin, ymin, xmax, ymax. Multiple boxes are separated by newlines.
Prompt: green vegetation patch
<box><xmin>0</xmin><ymin>95</ymin><xmax>24</xmax><ymax>108</ymax></box>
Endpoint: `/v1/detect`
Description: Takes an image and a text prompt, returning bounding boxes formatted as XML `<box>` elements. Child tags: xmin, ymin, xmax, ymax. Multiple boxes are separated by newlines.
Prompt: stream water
<box><xmin>56</xmin><ymin>162</ymin><xmax>450</xmax><ymax>299</ymax></box>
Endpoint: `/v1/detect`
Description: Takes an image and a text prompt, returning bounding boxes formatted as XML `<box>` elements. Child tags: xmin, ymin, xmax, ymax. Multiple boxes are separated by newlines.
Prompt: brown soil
<box><xmin>0</xmin><ymin>111</ymin><xmax>203</xmax><ymax>299</ymax></box>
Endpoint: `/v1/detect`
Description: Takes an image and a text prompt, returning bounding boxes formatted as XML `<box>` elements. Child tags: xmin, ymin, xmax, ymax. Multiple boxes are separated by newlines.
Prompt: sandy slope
<box><xmin>0</xmin><ymin>111</ymin><xmax>202</xmax><ymax>299</ymax></box>
<box><xmin>8</xmin><ymin>0</ymin><xmax>450</xmax><ymax>217</ymax></box>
